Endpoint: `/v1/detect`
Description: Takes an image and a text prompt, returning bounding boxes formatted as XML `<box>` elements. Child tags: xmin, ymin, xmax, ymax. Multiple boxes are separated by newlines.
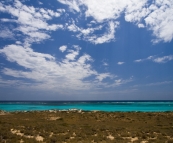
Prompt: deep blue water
<box><xmin>0</xmin><ymin>101</ymin><xmax>173</xmax><ymax>112</ymax></box>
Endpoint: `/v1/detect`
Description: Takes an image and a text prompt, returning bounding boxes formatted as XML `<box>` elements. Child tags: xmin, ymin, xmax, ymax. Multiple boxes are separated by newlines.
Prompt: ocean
<box><xmin>0</xmin><ymin>101</ymin><xmax>173</xmax><ymax>112</ymax></box>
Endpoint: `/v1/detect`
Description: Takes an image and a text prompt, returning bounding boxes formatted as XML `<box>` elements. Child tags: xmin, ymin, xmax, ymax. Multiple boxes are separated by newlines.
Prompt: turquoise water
<box><xmin>0</xmin><ymin>101</ymin><xmax>173</xmax><ymax>112</ymax></box>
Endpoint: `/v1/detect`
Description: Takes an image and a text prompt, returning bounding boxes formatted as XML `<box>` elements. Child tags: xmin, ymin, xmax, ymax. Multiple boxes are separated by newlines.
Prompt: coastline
<box><xmin>0</xmin><ymin>110</ymin><xmax>173</xmax><ymax>142</ymax></box>
<box><xmin>1</xmin><ymin>100</ymin><xmax>173</xmax><ymax>112</ymax></box>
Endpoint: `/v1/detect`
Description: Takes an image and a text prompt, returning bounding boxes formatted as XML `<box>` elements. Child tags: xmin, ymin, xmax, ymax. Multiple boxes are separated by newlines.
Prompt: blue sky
<box><xmin>0</xmin><ymin>0</ymin><xmax>173</xmax><ymax>100</ymax></box>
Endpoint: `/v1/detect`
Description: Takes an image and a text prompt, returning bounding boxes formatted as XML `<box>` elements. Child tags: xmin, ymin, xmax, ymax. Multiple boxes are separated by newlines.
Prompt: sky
<box><xmin>0</xmin><ymin>0</ymin><xmax>173</xmax><ymax>100</ymax></box>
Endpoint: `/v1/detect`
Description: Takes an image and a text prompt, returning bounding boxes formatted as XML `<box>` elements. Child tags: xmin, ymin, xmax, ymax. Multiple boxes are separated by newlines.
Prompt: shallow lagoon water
<box><xmin>0</xmin><ymin>101</ymin><xmax>173</xmax><ymax>112</ymax></box>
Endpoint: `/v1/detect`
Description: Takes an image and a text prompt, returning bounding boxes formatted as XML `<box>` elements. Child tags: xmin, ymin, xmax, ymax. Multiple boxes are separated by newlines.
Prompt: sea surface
<box><xmin>0</xmin><ymin>101</ymin><xmax>173</xmax><ymax>112</ymax></box>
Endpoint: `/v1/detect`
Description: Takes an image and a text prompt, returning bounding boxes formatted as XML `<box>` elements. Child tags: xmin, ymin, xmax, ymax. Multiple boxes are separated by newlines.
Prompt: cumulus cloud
<box><xmin>0</xmin><ymin>44</ymin><xmax>130</xmax><ymax>92</ymax></box>
<box><xmin>124</xmin><ymin>0</ymin><xmax>149</xmax><ymax>23</ymax></box>
<box><xmin>59</xmin><ymin>45</ymin><xmax>67</xmax><ymax>52</ymax></box>
<box><xmin>124</xmin><ymin>0</ymin><xmax>173</xmax><ymax>43</ymax></box>
<box><xmin>134</xmin><ymin>55</ymin><xmax>173</xmax><ymax>63</ymax></box>
<box><xmin>57</xmin><ymin>0</ymin><xmax>173</xmax><ymax>44</ymax></box>
<box><xmin>0</xmin><ymin>0</ymin><xmax>63</xmax><ymax>44</ymax></box>
<box><xmin>77</xmin><ymin>0</ymin><xmax>127</xmax><ymax>22</ymax></box>
<box><xmin>2</xmin><ymin>0</ymin><xmax>166</xmax><ymax>45</ymax></box>
<box><xmin>57</xmin><ymin>0</ymin><xmax>123</xmax><ymax>43</ymax></box>
<box><xmin>0</xmin><ymin>1</ymin><xmax>135</xmax><ymax>93</ymax></box>
<box><xmin>144</xmin><ymin>1</ymin><xmax>173</xmax><ymax>43</ymax></box>
<box><xmin>0</xmin><ymin>44</ymin><xmax>94</xmax><ymax>90</ymax></box>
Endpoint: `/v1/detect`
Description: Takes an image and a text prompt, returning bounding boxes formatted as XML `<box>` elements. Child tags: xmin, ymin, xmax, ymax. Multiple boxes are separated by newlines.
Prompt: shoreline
<box><xmin>1</xmin><ymin>108</ymin><xmax>173</xmax><ymax>113</ymax></box>
<box><xmin>0</xmin><ymin>110</ymin><xmax>173</xmax><ymax>142</ymax></box>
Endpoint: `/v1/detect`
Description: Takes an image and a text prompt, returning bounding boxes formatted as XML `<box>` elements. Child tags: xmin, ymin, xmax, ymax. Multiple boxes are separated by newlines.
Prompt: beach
<box><xmin>0</xmin><ymin>110</ymin><xmax>173</xmax><ymax>143</ymax></box>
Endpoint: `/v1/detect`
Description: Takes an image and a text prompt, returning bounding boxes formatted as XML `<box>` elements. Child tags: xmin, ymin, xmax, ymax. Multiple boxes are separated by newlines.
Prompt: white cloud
<box><xmin>67</xmin><ymin>22</ymin><xmax>79</xmax><ymax>32</ymax></box>
<box><xmin>67</xmin><ymin>19</ymin><xmax>103</xmax><ymax>35</ymax></box>
<box><xmin>96</xmin><ymin>73</ymin><xmax>112</xmax><ymax>82</ymax></box>
<box><xmin>134</xmin><ymin>55</ymin><xmax>173</xmax><ymax>63</ymax></box>
<box><xmin>134</xmin><ymin>55</ymin><xmax>156</xmax><ymax>63</ymax></box>
<box><xmin>15</xmin><ymin>41</ymin><xmax>22</xmax><ymax>45</ymax></box>
<box><xmin>0</xmin><ymin>0</ymin><xmax>63</xmax><ymax>44</ymax></box>
<box><xmin>58</xmin><ymin>0</ymin><xmax>147</xmax><ymax>25</ymax></box>
<box><xmin>144</xmin><ymin>1</ymin><xmax>173</xmax><ymax>43</ymax></box>
<box><xmin>124</xmin><ymin>0</ymin><xmax>149</xmax><ymax>23</ymax></box>
<box><xmin>138</xmin><ymin>23</ymin><xmax>145</xmax><ymax>28</ymax></box>
<box><xmin>65</xmin><ymin>50</ymin><xmax>79</xmax><ymax>61</ymax></box>
<box><xmin>134</xmin><ymin>81</ymin><xmax>172</xmax><ymax>87</ymax></box>
<box><xmin>59</xmin><ymin>45</ymin><xmax>67</xmax><ymax>52</ymax></box>
<box><xmin>48</xmin><ymin>24</ymin><xmax>63</xmax><ymax>31</ymax></box>
<box><xmin>79</xmin><ymin>0</ymin><xmax>127</xmax><ymax>22</ymax></box>
<box><xmin>57</xmin><ymin>0</ymin><xmax>80</xmax><ymax>12</ymax></box>
<box><xmin>134</xmin><ymin>59</ymin><xmax>143</xmax><ymax>63</ymax></box>
<box><xmin>110</xmin><ymin>77</ymin><xmax>133</xmax><ymax>87</ymax></box>
<box><xmin>117</xmin><ymin>62</ymin><xmax>124</xmax><ymax>65</ymax></box>
<box><xmin>0</xmin><ymin>44</ymin><xmax>130</xmax><ymax>92</ymax></box>
<box><xmin>0</xmin><ymin>76</ymin><xmax>26</xmax><ymax>87</ymax></box>
<box><xmin>7</xmin><ymin>0</ymin><xmax>171</xmax><ymax>45</ymax></box>
<box><xmin>17</xmin><ymin>25</ymin><xmax>51</xmax><ymax>42</ymax></box>
<box><xmin>92</xmin><ymin>21</ymin><xmax>118</xmax><ymax>44</ymax></box>
<box><xmin>65</xmin><ymin>19</ymin><xmax>117</xmax><ymax>44</ymax></box>
<box><xmin>0</xmin><ymin>18</ymin><xmax>17</xmax><ymax>23</ymax></box>
<box><xmin>0</xmin><ymin>44</ymin><xmax>94</xmax><ymax>90</ymax></box>
<box><xmin>57</xmin><ymin>0</ymin><xmax>173</xmax><ymax>44</ymax></box>
<box><xmin>153</xmin><ymin>55</ymin><xmax>173</xmax><ymax>63</ymax></box>
<box><xmin>57</xmin><ymin>0</ymin><xmax>124</xmax><ymax>44</ymax></box>
<box><xmin>114</xmin><ymin>79</ymin><xmax>123</xmax><ymax>86</ymax></box>
<box><xmin>124</xmin><ymin>0</ymin><xmax>173</xmax><ymax>43</ymax></box>
<box><xmin>147</xmin><ymin>56</ymin><xmax>154</xmax><ymax>60</ymax></box>
<box><xmin>65</xmin><ymin>45</ymin><xmax>81</xmax><ymax>61</ymax></box>
<box><xmin>146</xmin><ymin>81</ymin><xmax>172</xmax><ymax>86</ymax></box>
<box><xmin>82</xmin><ymin>21</ymin><xmax>118</xmax><ymax>44</ymax></box>
<box><xmin>0</xmin><ymin>27</ymin><xmax>14</xmax><ymax>39</ymax></box>
<box><xmin>57</xmin><ymin>9</ymin><xmax>65</xmax><ymax>13</ymax></box>
<box><xmin>103</xmin><ymin>62</ymin><xmax>108</xmax><ymax>66</ymax></box>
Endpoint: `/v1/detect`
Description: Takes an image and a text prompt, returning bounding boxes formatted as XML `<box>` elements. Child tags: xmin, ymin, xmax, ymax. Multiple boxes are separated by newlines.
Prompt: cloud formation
<box><xmin>0</xmin><ymin>44</ymin><xmax>130</xmax><ymax>92</ymax></box>
<box><xmin>133</xmin><ymin>81</ymin><xmax>172</xmax><ymax>87</ymax></box>
<box><xmin>146</xmin><ymin>81</ymin><xmax>172</xmax><ymax>86</ymax></box>
<box><xmin>66</xmin><ymin>19</ymin><xmax>118</xmax><ymax>44</ymax></box>
<box><xmin>59</xmin><ymin>45</ymin><xmax>67</xmax><ymax>52</ymax></box>
<box><xmin>134</xmin><ymin>55</ymin><xmax>173</xmax><ymax>63</ymax></box>
<box><xmin>58</xmin><ymin>0</ymin><xmax>173</xmax><ymax>43</ymax></box>
<box><xmin>0</xmin><ymin>0</ymin><xmax>172</xmax><ymax>99</ymax></box>
<box><xmin>1</xmin><ymin>0</ymin><xmax>173</xmax><ymax>44</ymax></box>
<box><xmin>144</xmin><ymin>1</ymin><xmax>173</xmax><ymax>43</ymax></box>
<box><xmin>0</xmin><ymin>27</ymin><xmax>14</xmax><ymax>39</ymax></box>
<box><xmin>0</xmin><ymin>0</ymin><xmax>63</xmax><ymax>44</ymax></box>
<box><xmin>117</xmin><ymin>62</ymin><xmax>124</xmax><ymax>65</ymax></box>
